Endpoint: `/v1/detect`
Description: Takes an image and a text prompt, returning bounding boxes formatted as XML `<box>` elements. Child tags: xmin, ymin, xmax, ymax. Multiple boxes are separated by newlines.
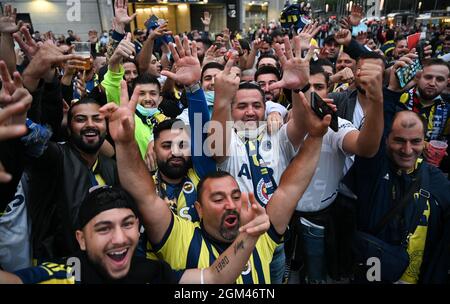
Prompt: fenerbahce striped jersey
<box><xmin>147</xmin><ymin>214</ymin><xmax>282</xmax><ymax>284</ymax></box>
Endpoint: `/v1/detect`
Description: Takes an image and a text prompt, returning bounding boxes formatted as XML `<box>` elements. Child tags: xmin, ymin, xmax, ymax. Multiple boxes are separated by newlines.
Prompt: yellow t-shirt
<box><xmin>147</xmin><ymin>214</ymin><xmax>281</xmax><ymax>284</ymax></box>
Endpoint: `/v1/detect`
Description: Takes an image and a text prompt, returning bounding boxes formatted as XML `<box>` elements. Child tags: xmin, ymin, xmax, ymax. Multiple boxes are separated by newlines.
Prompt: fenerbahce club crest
<box><xmin>257</xmin><ymin>178</ymin><xmax>273</xmax><ymax>205</ymax></box>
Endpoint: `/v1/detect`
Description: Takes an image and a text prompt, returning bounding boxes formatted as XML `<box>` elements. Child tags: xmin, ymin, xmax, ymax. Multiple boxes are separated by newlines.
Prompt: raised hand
<box><xmin>339</xmin><ymin>16</ymin><xmax>351</xmax><ymax>30</ymax></box>
<box><xmin>355</xmin><ymin>31</ymin><xmax>368</xmax><ymax>45</ymax></box>
<box><xmin>0</xmin><ymin>99</ymin><xmax>29</xmax><ymax>142</ymax></box>
<box><xmin>357</xmin><ymin>59</ymin><xmax>384</xmax><ymax>103</ymax></box>
<box><xmin>239</xmin><ymin>192</ymin><xmax>270</xmax><ymax>237</ymax></box>
<box><xmin>222</xmin><ymin>28</ymin><xmax>230</xmax><ymax>43</ymax></box>
<box><xmin>267</xmin><ymin>112</ymin><xmax>283</xmax><ymax>135</ymax></box>
<box><xmin>202</xmin><ymin>44</ymin><xmax>218</xmax><ymax>65</ymax></box>
<box><xmin>251</xmin><ymin>38</ymin><xmax>263</xmax><ymax>52</ymax></box>
<box><xmin>213</xmin><ymin>54</ymin><xmax>240</xmax><ymax>102</ymax></box>
<box><xmin>423</xmin><ymin>44</ymin><xmax>432</xmax><ymax>60</ymax></box>
<box><xmin>22</xmin><ymin>43</ymin><xmax>82</xmax><ymax>80</ymax></box>
<box><xmin>13</xmin><ymin>26</ymin><xmax>39</xmax><ymax>60</ymax></box>
<box><xmin>0</xmin><ymin>4</ymin><xmax>22</xmax><ymax>34</ymax></box>
<box><xmin>0</xmin><ymin>91</ymin><xmax>32</xmax><ymax>184</ymax></box>
<box><xmin>160</xmin><ymin>36</ymin><xmax>201</xmax><ymax>86</ymax></box>
<box><xmin>145</xmin><ymin>140</ymin><xmax>157</xmax><ymax>172</ymax></box>
<box><xmin>114</xmin><ymin>0</ymin><xmax>137</xmax><ymax>26</ymax></box>
<box><xmin>75</xmin><ymin>78</ymin><xmax>87</xmax><ymax>99</ymax></box>
<box><xmin>349</xmin><ymin>4</ymin><xmax>364</xmax><ymax>26</ymax></box>
<box><xmin>149</xmin><ymin>23</ymin><xmax>172</xmax><ymax>41</ymax></box>
<box><xmin>298</xmin><ymin>21</ymin><xmax>321</xmax><ymax>50</ymax></box>
<box><xmin>331</xmin><ymin>67</ymin><xmax>355</xmax><ymax>84</ymax></box>
<box><xmin>110</xmin><ymin>33</ymin><xmax>135</xmax><ymax>67</ymax></box>
<box><xmin>297</xmin><ymin>92</ymin><xmax>331</xmax><ymax>138</ymax></box>
<box><xmin>269</xmin><ymin>36</ymin><xmax>314</xmax><ymax>91</ymax></box>
<box><xmin>0</xmin><ymin>61</ymin><xmax>32</xmax><ymax>125</ymax></box>
<box><xmin>334</xmin><ymin>29</ymin><xmax>352</xmax><ymax>47</ymax></box>
<box><xmin>201</xmin><ymin>11</ymin><xmax>212</xmax><ymax>27</ymax></box>
<box><xmin>388</xmin><ymin>53</ymin><xmax>418</xmax><ymax>92</ymax></box>
<box><xmin>232</xmin><ymin>39</ymin><xmax>244</xmax><ymax>56</ymax></box>
<box><xmin>100</xmin><ymin>80</ymin><xmax>140</xmax><ymax>144</ymax></box>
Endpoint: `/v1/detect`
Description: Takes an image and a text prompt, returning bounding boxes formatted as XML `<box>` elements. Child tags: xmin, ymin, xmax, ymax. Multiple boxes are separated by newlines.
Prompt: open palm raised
<box><xmin>269</xmin><ymin>36</ymin><xmax>314</xmax><ymax>91</ymax></box>
<box><xmin>0</xmin><ymin>4</ymin><xmax>22</xmax><ymax>34</ymax></box>
<box><xmin>114</xmin><ymin>0</ymin><xmax>137</xmax><ymax>25</ymax></box>
<box><xmin>161</xmin><ymin>36</ymin><xmax>201</xmax><ymax>86</ymax></box>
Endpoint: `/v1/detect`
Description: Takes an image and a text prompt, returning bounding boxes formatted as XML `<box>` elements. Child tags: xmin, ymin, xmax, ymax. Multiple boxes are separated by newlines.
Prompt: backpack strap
<box><xmin>371</xmin><ymin>173</ymin><xmax>422</xmax><ymax>235</ymax></box>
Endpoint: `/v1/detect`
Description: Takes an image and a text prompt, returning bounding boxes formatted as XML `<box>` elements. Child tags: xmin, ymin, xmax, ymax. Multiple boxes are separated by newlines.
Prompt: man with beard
<box><xmin>254</xmin><ymin>65</ymin><xmax>289</xmax><ymax>121</ymax></box>
<box><xmin>151</xmin><ymin>119</ymin><xmax>215</xmax><ymax>222</ymax></box>
<box><xmin>100</xmin><ymin>73</ymin><xmax>331</xmax><ymax>283</ymax></box>
<box><xmin>343</xmin><ymin>111</ymin><xmax>450</xmax><ymax>283</ymax></box>
<box><xmin>159</xmin><ymin>36</ymin><xmax>310</xmax><ymax>283</ymax></box>
<box><xmin>26</xmin><ymin>98</ymin><xmax>119</xmax><ymax>261</ymax></box>
<box><xmin>391</xmin><ymin>58</ymin><xmax>450</xmax><ymax>172</ymax></box>
<box><xmin>209</xmin><ymin>37</ymin><xmax>315</xmax><ymax>283</ymax></box>
<box><xmin>0</xmin><ymin>186</ymin><xmax>271</xmax><ymax>284</ymax></box>
<box><xmin>255</xmin><ymin>65</ymin><xmax>283</xmax><ymax>103</ymax></box>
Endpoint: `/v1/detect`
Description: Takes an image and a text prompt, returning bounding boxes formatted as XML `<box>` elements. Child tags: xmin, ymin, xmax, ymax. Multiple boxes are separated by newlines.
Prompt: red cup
<box><xmin>426</xmin><ymin>140</ymin><xmax>448</xmax><ymax>166</ymax></box>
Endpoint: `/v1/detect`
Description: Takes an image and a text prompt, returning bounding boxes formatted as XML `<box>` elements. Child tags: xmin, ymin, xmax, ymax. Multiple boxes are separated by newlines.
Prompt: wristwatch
<box><xmin>184</xmin><ymin>81</ymin><xmax>201</xmax><ymax>94</ymax></box>
<box><xmin>293</xmin><ymin>83</ymin><xmax>311</xmax><ymax>94</ymax></box>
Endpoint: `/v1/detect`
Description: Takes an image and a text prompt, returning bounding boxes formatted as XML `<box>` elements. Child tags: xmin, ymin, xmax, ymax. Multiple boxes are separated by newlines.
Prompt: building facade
<box><xmin>3</xmin><ymin>0</ymin><xmax>114</xmax><ymax>40</ymax></box>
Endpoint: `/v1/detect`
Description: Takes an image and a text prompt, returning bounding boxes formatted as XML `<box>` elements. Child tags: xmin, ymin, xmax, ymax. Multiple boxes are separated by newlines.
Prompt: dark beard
<box><xmin>418</xmin><ymin>87</ymin><xmax>440</xmax><ymax>101</ymax></box>
<box><xmin>157</xmin><ymin>157</ymin><xmax>191</xmax><ymax>180</ymax></box>
<box><xmin>219</xmin><ymin>210</ymin><xmax>240</xmax><ymax>241</ymax></box>
<box><xmin>71</xmin><ymin>128</ymin><xmax>106</xmax><ymax>154</ymax></box>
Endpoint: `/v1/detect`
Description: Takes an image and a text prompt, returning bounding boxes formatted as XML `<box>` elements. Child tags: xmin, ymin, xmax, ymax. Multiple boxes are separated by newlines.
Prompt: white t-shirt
<box><xmin>343</xmin><ymin>98</ymin><xmax>365</xmax><ymax>174</ymax></box>
<box><xmin>296</xmin><ymin>117</ymin><xmax>357</xmax><ymax>212</ymax></box>
<box><xmin>218</xmin><ymin>124</ymin><xmax>297</xmax><ymax>206</ymax></box>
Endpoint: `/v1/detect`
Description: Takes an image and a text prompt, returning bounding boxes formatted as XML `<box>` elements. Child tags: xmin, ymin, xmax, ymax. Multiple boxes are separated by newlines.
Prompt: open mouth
<box><xmin>143</xmin><ymin>101</ymin><xmax>156</xmax><ymax>108</ymax></box>
<box><xmin>82</xmin><ymin>129</ymin><xmax>99</xmax><ymax>140</ymax></box>
<box><xmin>223</xmin><ymin>215</ymin><xmax>238</xmax><ymax>229</ymax></box>
<box><xmin>106</xmin><ymin>248</ymin><xmax>129</xmax><ymax>264</ymax></box>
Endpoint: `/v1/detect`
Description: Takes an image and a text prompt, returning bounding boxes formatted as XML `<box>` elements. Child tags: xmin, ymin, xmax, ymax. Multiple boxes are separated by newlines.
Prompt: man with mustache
<box><xmin>0</xmin><ymin>185</ymin><xmax>271</xmax><ymax>284</ymax></box>
<box><xmin>100</xmin><ymin>71</ymin><xmax>331</xmax><ymax>284</ymax></box>
<box><xmin>390</xmin><ymin>57</ymin><xmax>450</xmax><ymax>172</ymax></box>
<box><xmin>343</xmin><ymin>110</ymin><xmax>450</xmax><ymax>283</ymax></box>
<box><xmin>150</xmin><ymin>118</ymin><xmax>215</xmax><ymax>222</ymax></box>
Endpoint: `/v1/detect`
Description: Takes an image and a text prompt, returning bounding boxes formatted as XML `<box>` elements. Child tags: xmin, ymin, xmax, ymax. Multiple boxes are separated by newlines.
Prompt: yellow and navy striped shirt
<box><xmin>147</xmin><ymin>214</ymin><xmax>282</xmax><ymax>284</ymax></box>
<box><xmin>15</xmin><ymin>262</ymin><xmax>75</xmax><ymax>284</ymax></box>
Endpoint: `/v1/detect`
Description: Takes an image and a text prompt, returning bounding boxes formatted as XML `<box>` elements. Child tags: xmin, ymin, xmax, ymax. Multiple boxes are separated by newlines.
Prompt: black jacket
<box><xmin>329</xmin><ymin>89</ymin><xmax>358</xmax><ymax>123</ymax></box>
<box><xmin>28</xmin><ymin>142</ymin><xmax>118</xmax><ymax>260</ymax></box>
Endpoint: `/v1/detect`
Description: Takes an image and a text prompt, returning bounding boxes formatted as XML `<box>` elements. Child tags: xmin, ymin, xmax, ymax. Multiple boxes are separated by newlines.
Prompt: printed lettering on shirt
<box><xmin>179</xmin><ymin>206</ymin><xmax>192</xmax><ymax>222</ymax></box>
<box><xmin>238</xmin><ymin>164</ymin><xmax>251</xmax><ymax>180</ymax></box>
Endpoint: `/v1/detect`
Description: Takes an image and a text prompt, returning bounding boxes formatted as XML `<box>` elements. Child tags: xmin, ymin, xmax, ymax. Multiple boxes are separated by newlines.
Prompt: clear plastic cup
<box><xmin>72</xmin><ymin>42</ymin><xmax>91</xmax><ymax>70</ymax></box>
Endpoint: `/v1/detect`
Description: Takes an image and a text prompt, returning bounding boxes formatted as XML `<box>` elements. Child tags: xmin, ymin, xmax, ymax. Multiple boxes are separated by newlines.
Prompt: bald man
<box><xmin>343</xmin><ymin>110</ymin><xmax>450</xmax><ymax>284</ymax></box>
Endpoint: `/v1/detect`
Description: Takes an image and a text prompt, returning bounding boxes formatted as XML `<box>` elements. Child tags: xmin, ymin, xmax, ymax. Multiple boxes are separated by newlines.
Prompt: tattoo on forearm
<box><xmin>234</xmin><ymin>240</ymin><xmax>245</xmax><ymax>255</ymax></box>
<box><xmin>214</xmin><ymin>256</ymin><xmax>229</xmax><ymax>273</ymax></box>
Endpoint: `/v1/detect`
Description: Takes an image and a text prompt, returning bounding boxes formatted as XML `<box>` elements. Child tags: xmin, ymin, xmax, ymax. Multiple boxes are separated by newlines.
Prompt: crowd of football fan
<box><xmin>0</xmin><ymin>0</ymin><xmax>449</xmax><ymax>284</ymax></box>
